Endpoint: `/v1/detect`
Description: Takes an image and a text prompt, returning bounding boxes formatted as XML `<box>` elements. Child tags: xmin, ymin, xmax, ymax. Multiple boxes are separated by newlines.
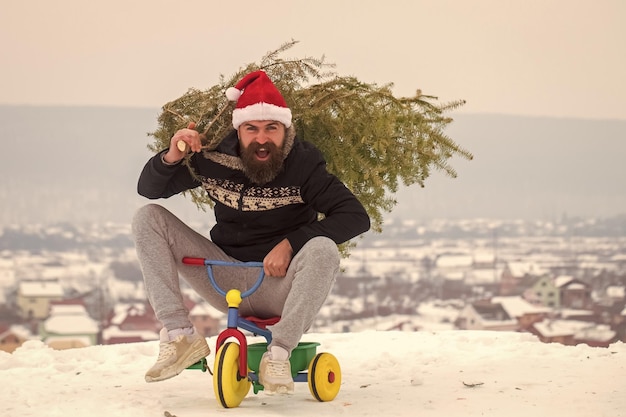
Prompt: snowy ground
<box><xmin>1</xmin><ymin>330</ymin><xmax>624</xmax><ymax>417</ymax></box>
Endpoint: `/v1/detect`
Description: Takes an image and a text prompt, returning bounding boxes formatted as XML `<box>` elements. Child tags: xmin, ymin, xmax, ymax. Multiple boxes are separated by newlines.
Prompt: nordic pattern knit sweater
<box><xmin>137</xmin><ymin>128</ymin><xmax>370</xmax><ymax>262</ymax></box>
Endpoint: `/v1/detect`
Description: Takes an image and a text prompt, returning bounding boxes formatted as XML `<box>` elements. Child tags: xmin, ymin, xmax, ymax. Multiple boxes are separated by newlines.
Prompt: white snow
<box><xmin>1</xmin><ymin>330</ymin><xmax>624</xmax><ymax>416</ymax></box>
<box><xmin>18</xmin><ymin>280</ymin><xmax>64</xmax><ymax>297</ymax></box>
<box><xmin>43</xmin><ymin>310</ymin><xmax>99</xmax><ymax>334</ymax></box>
<box><xmin>491</xmin><ymin>296</ymin><xmax>551</xmax><ymax>318</ymax></box>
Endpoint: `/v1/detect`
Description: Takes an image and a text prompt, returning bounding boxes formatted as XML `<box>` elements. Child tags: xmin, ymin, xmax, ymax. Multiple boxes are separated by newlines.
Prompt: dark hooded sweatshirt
<box><xmin>137</xmin><ymin>128</ymin><xmax>370</xmax><ymax>262</ymax></box>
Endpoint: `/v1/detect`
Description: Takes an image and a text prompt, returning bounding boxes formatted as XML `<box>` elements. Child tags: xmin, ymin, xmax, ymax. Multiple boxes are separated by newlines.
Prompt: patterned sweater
<box><xmin>137</xmin><ymin>128</ymin><xmax>370</xmax><ymax>262</ymax></box>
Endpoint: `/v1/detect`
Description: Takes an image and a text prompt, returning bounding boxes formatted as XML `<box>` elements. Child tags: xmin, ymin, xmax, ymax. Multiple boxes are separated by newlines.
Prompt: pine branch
<box><xmin>146</xmin><ymin>40</ymin><xmax>473</xmax><ymax>246</ymax></box>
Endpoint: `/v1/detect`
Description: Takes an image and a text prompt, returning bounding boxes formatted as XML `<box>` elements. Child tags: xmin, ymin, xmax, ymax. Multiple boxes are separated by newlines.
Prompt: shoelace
<box><xmin>156</xmin><ymin>342</ymin><xmax>176</xmax><ymax>363</ymax></box>
<box><xmin>266</xmin><ymin>359</ymin><xmax>290</xmax><ymax>377</ymax></box>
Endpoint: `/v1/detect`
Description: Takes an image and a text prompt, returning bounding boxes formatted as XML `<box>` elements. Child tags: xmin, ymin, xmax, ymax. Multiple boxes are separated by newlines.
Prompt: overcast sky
<box><xmin>2</xmin><ymin>0</ymin><xmax>625</xmax><ymax>120</ymax></box>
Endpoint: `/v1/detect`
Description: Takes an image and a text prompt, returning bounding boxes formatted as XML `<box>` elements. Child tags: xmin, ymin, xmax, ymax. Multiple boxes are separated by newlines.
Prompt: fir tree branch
<box><xmin>146</xmin><ymin>40</ymin><xmax>473</xmax><ymax>250</ymax></box>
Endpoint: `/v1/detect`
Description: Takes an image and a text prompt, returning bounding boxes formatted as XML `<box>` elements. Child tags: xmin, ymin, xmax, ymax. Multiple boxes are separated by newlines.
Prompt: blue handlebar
<box><xmin>202</xmin><ymin>259</ymin><xmax>265</xmax><ymax>298</ymax></box>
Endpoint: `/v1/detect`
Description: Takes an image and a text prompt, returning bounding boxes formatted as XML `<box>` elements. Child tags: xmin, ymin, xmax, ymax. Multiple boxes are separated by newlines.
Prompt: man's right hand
<box><xmin>163</xmin><ymin>122</ymin><xmax>202</xmax><ymax>163</ymax></box>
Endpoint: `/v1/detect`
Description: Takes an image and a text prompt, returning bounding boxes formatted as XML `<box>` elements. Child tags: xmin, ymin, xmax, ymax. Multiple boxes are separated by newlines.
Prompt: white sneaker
<box><xmin>145</xmin><ymin>327</ymin><xmax>211</xmax><ymax>383</ymax></box>
<box><xmin>258</xmin><ymin>349</ymin><xmax>294</xmax><ymax>394</ymax></box>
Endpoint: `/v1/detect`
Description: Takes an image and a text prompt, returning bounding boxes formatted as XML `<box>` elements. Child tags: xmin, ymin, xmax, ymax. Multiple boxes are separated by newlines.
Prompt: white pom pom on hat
<box><xmin>226</xmin><ymin>70</ymin><xmax>292</xmax><ymax>129</ymax></box>
<box><xmin>225</xmin><ymin>87</ymin><xmax>241</xmax><ymax>101</ymax></box>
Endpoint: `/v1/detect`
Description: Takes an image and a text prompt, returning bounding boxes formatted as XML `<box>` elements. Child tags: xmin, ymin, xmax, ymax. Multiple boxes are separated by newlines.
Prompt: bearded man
<box><xmin>132</xmin><ymin>70</ymin><xmax>370</xmax><ymax>394</ymax></box>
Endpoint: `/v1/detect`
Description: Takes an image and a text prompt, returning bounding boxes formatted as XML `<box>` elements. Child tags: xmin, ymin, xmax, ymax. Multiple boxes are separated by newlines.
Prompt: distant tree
<box><xmin>148</xmin><ymin>40</ymin><xmax>473</xmax><ymax>240</ymax></box>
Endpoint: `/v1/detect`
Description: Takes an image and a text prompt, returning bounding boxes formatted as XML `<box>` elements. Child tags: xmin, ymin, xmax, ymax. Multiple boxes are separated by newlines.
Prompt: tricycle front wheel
<box><xmin>213</xmin><ymin>342</ymin><xmax>250</xmax><ymax>408</ymax></box>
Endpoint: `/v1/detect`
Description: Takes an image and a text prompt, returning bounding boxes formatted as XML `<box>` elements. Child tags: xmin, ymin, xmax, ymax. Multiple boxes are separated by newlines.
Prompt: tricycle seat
<box><xmin>242</xmin><ymin>316</ymin><xmax>281</xmax><ymax>329</ymax></box>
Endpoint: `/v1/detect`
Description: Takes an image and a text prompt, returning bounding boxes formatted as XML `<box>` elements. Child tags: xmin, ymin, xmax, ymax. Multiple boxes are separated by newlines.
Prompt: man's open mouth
<box><xmin>255</xmin><ymin>148</ymin><xmax>270</xmax><ymax>159</ymax></box>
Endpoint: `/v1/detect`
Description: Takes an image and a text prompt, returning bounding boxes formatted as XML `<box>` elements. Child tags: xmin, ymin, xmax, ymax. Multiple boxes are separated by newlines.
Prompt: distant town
<box><xmin>1</xmin><ymin>215</ymin><xmax>625</xmax><ymax>353</ymax></box>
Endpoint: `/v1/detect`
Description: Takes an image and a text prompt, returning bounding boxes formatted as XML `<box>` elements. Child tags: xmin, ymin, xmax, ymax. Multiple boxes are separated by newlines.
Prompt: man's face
<box><xmin>239</xmin><ymin>120</ymin><xmax>286</xmax><ymax>185</ymax></box>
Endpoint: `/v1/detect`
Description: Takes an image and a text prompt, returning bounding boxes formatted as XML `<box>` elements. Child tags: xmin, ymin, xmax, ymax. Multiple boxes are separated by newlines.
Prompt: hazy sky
<box><xmin>1</xmin><ymin>0</ymin><xmax>625</xmax><ymax>120</ymax></box>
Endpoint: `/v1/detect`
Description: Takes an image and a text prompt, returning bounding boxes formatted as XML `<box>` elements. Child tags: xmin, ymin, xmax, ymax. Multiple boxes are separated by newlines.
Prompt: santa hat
<box><xmin>226</xmin><ymin>70</ymin><xmax>292</xmax><ymax>129</ymax></box>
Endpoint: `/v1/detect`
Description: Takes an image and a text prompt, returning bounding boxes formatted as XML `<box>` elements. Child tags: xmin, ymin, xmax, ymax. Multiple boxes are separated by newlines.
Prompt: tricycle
<box><xmin>182</xmin><ymin>257</ymin><xmax>342</xmax><ymax>408</ymax></box>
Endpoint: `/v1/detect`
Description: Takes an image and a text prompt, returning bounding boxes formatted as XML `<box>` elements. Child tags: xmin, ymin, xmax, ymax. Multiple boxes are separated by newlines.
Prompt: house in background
<box><xmin>574</xmin><ymin>324</ymin><xmax>619</xmax><ymax>348</ymax></box>
<box><xmin>434</xmin><ymin>254</ymin><xmax>474</xmax><ymax>300</ymax></box>
<box><xmin>527</xmin><ymin>275</ymin><xmax>560</xmax><ymax>307</ymax></box>
<box><xmin>499</xmin><ymin>261</ymin><xmax>546</xmax><ymax>296</ymax></box>
<box><xmin>190</xmin><ymin>302</ymin><xmax>224</xmax><ymax>337</ymax></box>
<box><xmin>16</xmin><ymin>279</ymin><xmax>64</xmax><ymax>320</ymax></box>
<box><xmin>456</xmin><ymin>296</ymin><xmax>550</xmax><ymax>332</ymax></box>
<box><xmin>455</xmin><ymin>300</ymin><xmax>518</xmax><ymax>331</ymax></box>
<box><xmin>531</xmin><ymin>320</ymin><xmax>580</xmax><ymax>345</ymax></box>
<box><xmin>492</xmin><ymin>296</ymin><xmax>551</xmax><ymax>330</ymax></box>
<box><xmin>0</xmin><ymin>323</ymin><xmax>34</xmax><ymax>352</ymax></box>
<box><xmin>101</xmin><ymin>303</ymin><xmax>160</xmax><ymax>344</ymax></box>
<box><xmin>530</xmin><ymin>319</ymin><xmax>617</xmax><ymax>347</ymax></box>
<box><xmin>100</xmin><ymin>295</ymin><xmax>226</xmax><ymax>344</ymax></box>
<box><xmin>558</xmin><ymin>277</ymin><xmax>593</xmax><ymax>310</ymax></box>
<box><xmin>40</xmin><ymin>304</ymin><xmax>99</xmax><ymax>349</ymax></box>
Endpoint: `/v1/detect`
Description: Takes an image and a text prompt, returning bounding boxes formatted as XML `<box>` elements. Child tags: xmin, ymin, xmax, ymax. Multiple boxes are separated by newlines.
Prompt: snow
<box><xmin>606</xmin><ymin>285</ymin><xmax>626</xmax><ymax>299</ymax></box>
<box><xmin>567</xmin><ymin>283</ymin><xmax>587</xmax><ymax>290</ymax></box>
<box><xmin>18</xmin><ymin>280</ymin><xmax>63</xmax><ymax>297</ymax></box>
<box><xmin>555</xmin><ymin>275</ymin><xmax>575</xmax><ymax>288</ymax></box>
<box><xmin>533</xmin><ymin>320</ymin><xmax>616</xmax><ymax>342</ymax></box>
<box><xmin>103</xmin><ymin>324</ymin><xmax>157</xmax><ymax>338</ymax></box>
<box><xmin>491</xmin><ymin>296</ymin><xmax>551</xmax><ymax>318</ymax></box>
<box><xmin>435</xmin><ymin>254</ymin><xmax>473</xmax><ymax>268</ymax></box>
<box><xmin>1</xmin><ymin>331</ymin><xmax>624</xmax><ymax>417</ymax></box>
<box><xmin>43</xmin><ymin>311</ymin><xmax>99</xmax><ymax>334</ymax></box>
<box><xmin>505</xmin><ymin>261</ymin><xmax>546</xmax><ymax>277</ymax></box>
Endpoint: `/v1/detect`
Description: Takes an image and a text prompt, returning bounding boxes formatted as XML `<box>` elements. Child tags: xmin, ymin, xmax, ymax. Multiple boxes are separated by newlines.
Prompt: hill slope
<box><xmin>1</xmin><ymin>331</ymin><xmax>624</xmax><ymax>416</ymax></box>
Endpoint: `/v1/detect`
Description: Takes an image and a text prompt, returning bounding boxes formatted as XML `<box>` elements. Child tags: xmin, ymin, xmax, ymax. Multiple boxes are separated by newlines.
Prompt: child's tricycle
<box><xmin>182</xmin><ymin>257</ymin><xmax>342</xmax><ymax>408</ymax></box>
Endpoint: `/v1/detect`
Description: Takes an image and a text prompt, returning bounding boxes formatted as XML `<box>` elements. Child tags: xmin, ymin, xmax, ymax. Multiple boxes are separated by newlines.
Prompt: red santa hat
<box><xmin>225</xmin><ymin>70</ymin><xmax>292</xmax><ymax>129</ymax></box>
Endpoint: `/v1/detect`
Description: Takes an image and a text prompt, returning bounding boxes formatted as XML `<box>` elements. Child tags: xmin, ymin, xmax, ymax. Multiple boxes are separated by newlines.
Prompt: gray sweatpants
<box><xmin>131</xmin><ymin>203</ymin><xmax>340</xmax><ymax>352</ymax></box>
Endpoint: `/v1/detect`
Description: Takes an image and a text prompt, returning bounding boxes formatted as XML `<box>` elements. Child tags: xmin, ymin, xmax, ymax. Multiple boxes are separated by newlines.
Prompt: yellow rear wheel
<box><xmin>213</xmin><ymin>342</ymin><xmax>250</xmax><ymax>408</ymax></box>
<box><xmin>308</xmin><ymin>352</ymin><xmax>341</xmax><ymax>402</ymax></box>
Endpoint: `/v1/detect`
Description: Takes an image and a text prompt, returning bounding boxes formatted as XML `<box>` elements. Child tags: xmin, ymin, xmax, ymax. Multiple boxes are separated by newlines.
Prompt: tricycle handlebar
<box><xmin>182</xmin><ymin>257</ymin><xmax>265</xmax><ymax>298</ymax></box>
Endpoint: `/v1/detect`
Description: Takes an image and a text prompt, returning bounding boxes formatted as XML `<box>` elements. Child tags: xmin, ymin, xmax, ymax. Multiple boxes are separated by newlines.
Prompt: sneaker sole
<box><xmin>145</xmin><ymin>340</ymin><xmax>211</xmax><ymax>383</ymax></box>
<box><xmin>262</xmin><ymin>383</ymin><xmax>295</xmax><ymax>395</ymax></box>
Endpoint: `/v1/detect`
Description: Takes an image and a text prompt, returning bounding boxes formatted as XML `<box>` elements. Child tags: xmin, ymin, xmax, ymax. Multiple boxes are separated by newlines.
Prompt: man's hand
<box><xmin>263</xmin><ymin>239</ymin><xmax>293</xmax><ymax>277</ymax></box>
<box><xmin>163</xmin><ymin>122</ymin><xmax>203</xmax><ymax>163</ymax></box>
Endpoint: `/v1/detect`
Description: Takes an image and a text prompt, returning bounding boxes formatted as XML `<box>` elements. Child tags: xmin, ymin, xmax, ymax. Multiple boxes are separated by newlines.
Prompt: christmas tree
<box><xmin>148</xmin><ymin>40</ymin><xmax>473</xmax><ymax>235</ymax></box>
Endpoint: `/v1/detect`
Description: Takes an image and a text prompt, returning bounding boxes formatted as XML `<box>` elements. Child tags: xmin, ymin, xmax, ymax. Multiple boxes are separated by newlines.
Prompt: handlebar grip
<box><xmin>182</xmin><ymin>257</ymin><xmax>206</xmax><ymax>265</ymax></box>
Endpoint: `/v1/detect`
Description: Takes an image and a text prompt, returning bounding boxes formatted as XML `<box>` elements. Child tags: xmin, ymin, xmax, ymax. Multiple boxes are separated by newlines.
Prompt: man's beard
<box><xmin>240</xmin><ymin>141</ymin><xmax>285</xmax><ymax>185</ymax></box>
